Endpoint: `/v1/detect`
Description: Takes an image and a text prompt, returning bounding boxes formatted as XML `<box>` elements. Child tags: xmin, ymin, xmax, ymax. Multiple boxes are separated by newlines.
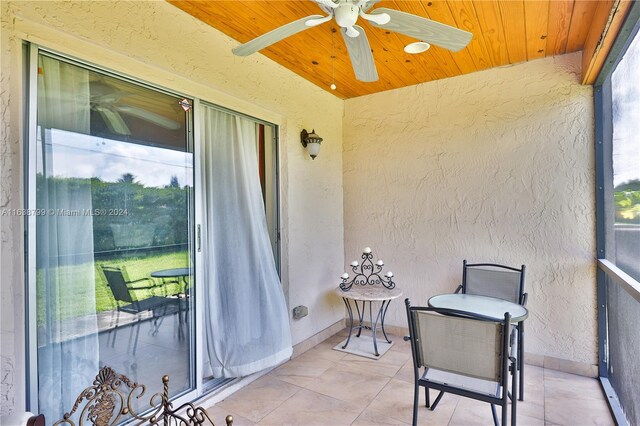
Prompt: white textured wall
<box><xmin>343</xmin><ymin>53</ymin><xmax>596</xmax><ymax>365</ymax></box>
<box><xmin>0</xmin><ymin>0</ymin><xmax>344</xmax><ymax>414</ymax></box>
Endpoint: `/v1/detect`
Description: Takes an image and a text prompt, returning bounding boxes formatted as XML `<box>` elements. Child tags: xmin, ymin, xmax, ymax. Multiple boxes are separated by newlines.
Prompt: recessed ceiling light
<box><xmin>404</xmin><ymin>41</ymin><xmax>431</xmax><ymax>54</ymax></box>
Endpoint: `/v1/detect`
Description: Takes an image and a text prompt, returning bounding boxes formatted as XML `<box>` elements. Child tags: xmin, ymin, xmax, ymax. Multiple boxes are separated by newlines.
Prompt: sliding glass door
<box><xmin>27</xmin><ymin>46</ymin><xmax>284</xmax><ymax>422</ymax></box>
<box><xmin>29</xmin><ymin>51</ymin><xmax>195</xmax><ymax>420</ymax></box>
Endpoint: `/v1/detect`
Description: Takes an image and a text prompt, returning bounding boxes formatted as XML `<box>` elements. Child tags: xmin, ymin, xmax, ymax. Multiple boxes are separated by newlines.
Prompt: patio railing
<box><xmin>598</xmin><ymin>259</ymin><xmax>640</xmax><ymax>426</ymax></box>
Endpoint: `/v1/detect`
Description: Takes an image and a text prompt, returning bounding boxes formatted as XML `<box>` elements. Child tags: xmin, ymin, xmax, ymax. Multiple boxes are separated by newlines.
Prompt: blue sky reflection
<box><xmin>40</xmin><ymin>128</ymin><xmax>193</xmax><ymax>188</ymax></box>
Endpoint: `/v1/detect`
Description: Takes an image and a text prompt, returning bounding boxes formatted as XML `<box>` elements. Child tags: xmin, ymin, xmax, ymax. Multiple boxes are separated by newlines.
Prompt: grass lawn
<box><xmin>37</xmin><ymin>251</ymin><xmax>189</xmax><ymax>324</ymax></box>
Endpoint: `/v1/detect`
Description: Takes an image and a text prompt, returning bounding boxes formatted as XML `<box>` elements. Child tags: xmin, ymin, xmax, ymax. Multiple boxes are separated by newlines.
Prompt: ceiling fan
<box><xmin>90</xmin><ymin>81</ymin><xmax>181</xmax><ymax>136</ymax></box>
<box><xmin>232</xmin><ymin>0</ymin><xmax>473</xmax><ymax>83</ymax></box>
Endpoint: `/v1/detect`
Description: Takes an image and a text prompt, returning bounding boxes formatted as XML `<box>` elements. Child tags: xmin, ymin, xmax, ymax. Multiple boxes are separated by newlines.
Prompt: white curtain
<box><xmin>36</xmin><ymin>55</ymin><xmax>99</xmax><ymax>420</ymax></box>
<box><xmin>201</xmin><ymin>105</ymin><xmax>292</xmax><ymax>378</ymax></box>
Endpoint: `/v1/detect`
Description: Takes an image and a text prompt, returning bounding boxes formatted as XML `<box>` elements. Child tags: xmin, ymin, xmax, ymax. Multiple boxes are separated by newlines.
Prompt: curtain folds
<box><xmin>36</xmin><ymin>56</ymin><xmax>99</xmax><ymax>420</ymax></box>
<box><xmin>201</xmin><ymin>105</ymin><xmax>292</xmax><ymax>378</ymax></box>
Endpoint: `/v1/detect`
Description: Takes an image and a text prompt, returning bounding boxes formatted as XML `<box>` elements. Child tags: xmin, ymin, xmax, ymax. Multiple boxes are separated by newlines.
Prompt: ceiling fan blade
<box><xmin>94</xmin><ymin>106</ymin><xmax>131</xmax><ymax>136</ymax></box>
<box><xmin>369</xmin><ymin>8</ymin><xmax>472</xmax><ymax>52</ymax></box>
<box><xmin>305</xmin><ymin>14</ymin><xmax>333</xmax><ymax>27</ymax></box>
<box><xmin>315</xmin><ymin>0</ymin><xmax>338</xmax><ymax>9</ymax></box>
<box><xmin>232</xmin><ymin>15</ymin><xmax>324</xmax><ymax>56</ymax></box>
<box><xmin>345</xmin><ymin>26</ymin><xmax>360</xmax><ymax>38</ymax></box>
<box><xmin>360</xmin><ymin>10</ymin><xmax>390</xmax><ymax>25</ymax></box>
<box><xmin>341</xmin><ymin>25</ymin><xmax>378</xmax><ymax>82</ymax></box>
<box><xmin>360</xmin><ymin>0</ymin><xmax>381</xmax><ymax>13</ymax></box>
<box><xmin>115</xmin><ymin>105</ymin><xmax>181</xmax><ymax>130</ymax></box>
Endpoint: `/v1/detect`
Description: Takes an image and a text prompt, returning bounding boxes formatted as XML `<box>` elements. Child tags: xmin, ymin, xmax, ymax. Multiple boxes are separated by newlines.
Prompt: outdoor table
<box><xmin>151</xmin><ymin>268</ymin><xmax>191</xmax><ymax>290</ymax></box>
<box><xmin>427</xmin><ymin>293</ymin><xmax>528</xmax><ymax>322</ymax></box>
<box><xmin>151</xmin><ymin>268</ymin><xmax>191</xmax><ymax>280</ymax></box>
<box><xmin>335</xmin><ymin>285</ymin><xmax>402</xmax><ymax>357</ymax></box>
<box><xmin>428</xmin><ymin>293</ymin><xmax>529</xmax><ymax>401</ymax></box>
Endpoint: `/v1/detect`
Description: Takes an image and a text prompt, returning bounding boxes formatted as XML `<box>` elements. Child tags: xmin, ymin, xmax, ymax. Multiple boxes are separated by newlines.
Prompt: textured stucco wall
<box><xmin>0</xmin><ymin>0</ymin><xmax>345</xmax><ymax>414</ymax></box>
<box><xmin>343</xmin><ymin>53</ymin><xmax>597</xmax><ymax>365</ymax></box>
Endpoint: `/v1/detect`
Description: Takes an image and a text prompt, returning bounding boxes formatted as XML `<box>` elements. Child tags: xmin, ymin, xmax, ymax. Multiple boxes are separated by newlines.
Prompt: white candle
<box><xmin>363</xmin><ymin>247</ymin><xmax>372</xmax><ymax>254</ymax></box>
<box><xmin>351</xmin><ymin>261</ymin><xmax>359</xmax><ymax>267</ymax></box>
<box><xmin>341</xmin><ymin>273</ymin><xmax>349</xmax><ymax>279</ymax></box>
<box><xmin>386</xmin><ymin>271</ymin><xmax>394</xmax><ymax>277</ymax></box>
<box><xmin>376</xmin><ymin>260</ymin><xmax>384</xmax><ymax>266</ymax></box>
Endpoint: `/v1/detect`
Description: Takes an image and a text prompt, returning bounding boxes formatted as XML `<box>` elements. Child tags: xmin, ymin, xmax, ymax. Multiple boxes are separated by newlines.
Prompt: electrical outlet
<box><xmin>292</xmin><ymin>305</ymin><xmax>308</xmax><ymax>320</ymax></box>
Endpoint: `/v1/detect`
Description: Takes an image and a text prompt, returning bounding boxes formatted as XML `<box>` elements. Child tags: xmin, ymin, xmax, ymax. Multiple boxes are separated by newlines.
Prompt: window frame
<box><xmin>24</xmin><ymin>43</ymin><xmax>282</xmax><ymax>415</ymax></box>
<box><xmin>593</xmin><ymin>4</ymin><xmax>640</xmax><ymax>425</ymax></box>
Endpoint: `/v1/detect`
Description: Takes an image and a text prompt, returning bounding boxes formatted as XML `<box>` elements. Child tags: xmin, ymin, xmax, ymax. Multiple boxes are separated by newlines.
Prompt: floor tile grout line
<box><xmin>251</xmin><ymin>380</ymin><xmax>305</xmax><ymax>424</ymax></box>
<box><xmin>348</xmin><ymin>375</ymin><xmax>395</xmax><ymax>425</ymax></box>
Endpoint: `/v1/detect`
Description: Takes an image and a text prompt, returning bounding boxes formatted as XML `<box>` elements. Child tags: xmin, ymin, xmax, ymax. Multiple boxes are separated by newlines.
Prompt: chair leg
<box><xmin>425</xmin><ymin>387</ymin><xmax>430</xmax><ymax>408</ymax></box>
<box><xmin>110</xmin><ymin>310</ymin><xmax>121</xmax><ymax>347</ymax></box>
<box><xmin>412</xmin><ymin>383</ymin><xmax>419</xmax><ymax>426</ymax></box>
<box><xmin>491</xmin><ymin>404</ymin><xmax>498</xmax><ymax>426</ymax></box>
<box><xmin>511</xmin><ymin>358</ymin><xmax>518</xmax><ymax>426</ymax></box>
<box><xmin>518</xmin><ymin>322</ymin><xmax>525</xmax><ymax>401</ymax></box>
<box><xmin>430</xmin><ymin>391</ymin><xmax>445</xmax><ymax>411</ymax></box>
<box><xmin>132</xmin><ymin>320</ymin><xmax>142</xmax><ymax>355</ymax></box>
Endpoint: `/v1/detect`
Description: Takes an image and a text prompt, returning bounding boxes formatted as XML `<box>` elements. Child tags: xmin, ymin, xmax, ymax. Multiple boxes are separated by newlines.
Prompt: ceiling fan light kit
<box><xmin>334</xmin><ymin>3</ymin><xmax>359</xmax><ymax>28</ymax></box>
<box><xmin>404</xmin><ymin>41</ymin><xmax>431</xmax><ymax>54</ymax></box>
<box><xmin>232</xmin><ymin>0</ymin><xmax>472</xmax><ymax>84</ymax></box>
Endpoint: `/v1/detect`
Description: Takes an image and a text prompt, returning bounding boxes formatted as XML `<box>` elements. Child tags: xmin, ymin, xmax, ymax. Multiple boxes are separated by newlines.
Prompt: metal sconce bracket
<box><xmin>300</xmin><ymin>129</ymin><xmax>311</xmax><ymax>148</ymax></box>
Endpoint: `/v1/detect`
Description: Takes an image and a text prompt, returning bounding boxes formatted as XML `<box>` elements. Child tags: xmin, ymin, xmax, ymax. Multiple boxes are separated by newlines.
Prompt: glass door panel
<box><xmin>33</xmin><ymin>52</ymin><xmax>194</xmax><ymax>420</ymax></box>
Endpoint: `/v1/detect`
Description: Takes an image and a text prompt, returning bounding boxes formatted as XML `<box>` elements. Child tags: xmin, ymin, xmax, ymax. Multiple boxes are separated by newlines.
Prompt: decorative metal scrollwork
<box><xmin>339</xmin><ymin>247</ymin><xmax>395</xmax><ymax>291</ymax></box>
<box><xmin>53</xmin><ymin>366</ymin><xmax>233</xmax><ymax>426</ymax></box>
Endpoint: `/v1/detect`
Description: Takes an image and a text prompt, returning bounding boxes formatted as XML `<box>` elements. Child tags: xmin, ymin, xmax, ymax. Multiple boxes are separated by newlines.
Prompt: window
<box><xmin>610</xmin><ymin>31</ymin><xmax>640</xmax><ymax>281</ymax></box>
<box><xmin>594</xmin><ymin>8</ymin><xmax>640</xmax><ymax>425</ymax></box>
<box><xmin>29</xmin><ymin>51</ymin><xmax>196</xmax><ymax>419</ymax></box>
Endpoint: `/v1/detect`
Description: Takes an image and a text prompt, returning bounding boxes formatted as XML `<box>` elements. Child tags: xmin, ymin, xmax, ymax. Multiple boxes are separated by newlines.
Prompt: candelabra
<box><xmin>339</xmin><ymin>247</ymin><xmax>395</xmax><ymax>292</ymax></box>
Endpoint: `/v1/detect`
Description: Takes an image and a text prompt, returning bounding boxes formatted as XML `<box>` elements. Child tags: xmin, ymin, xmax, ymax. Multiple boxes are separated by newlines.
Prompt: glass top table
<box><xmin>427</xmin><ymin>293</ymin><xmax>528</xmax><ymax>322</ymax></box>
<box><xmin>150</xmin><ymin>268</ymin><xmax>191</xmax><ymax>279</ymax></box>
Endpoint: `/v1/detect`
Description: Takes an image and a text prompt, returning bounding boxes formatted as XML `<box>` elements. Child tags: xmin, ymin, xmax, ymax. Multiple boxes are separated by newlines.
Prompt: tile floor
<box><xmin>205</xmin><ymin>330</ymin><xmax>614</xmax><ymax>426</ymax></box>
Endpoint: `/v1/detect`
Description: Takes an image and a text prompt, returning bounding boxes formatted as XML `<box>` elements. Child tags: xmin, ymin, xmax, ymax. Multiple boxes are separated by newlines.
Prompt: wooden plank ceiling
<box><xmin>168</xmin><ymin>0</ymin><xmax>612</xmax><ymax>99</ymax></box>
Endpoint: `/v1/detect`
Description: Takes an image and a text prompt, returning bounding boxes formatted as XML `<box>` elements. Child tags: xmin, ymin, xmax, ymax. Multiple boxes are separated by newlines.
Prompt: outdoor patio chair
<box><xmin>51</xmin><ymin>365</ymin><xmax>233</xmax><ymax>425</ymax></box>
<box><xmin>405</xmin><ymin>298</ymin><xmax>517</xmax><ymax>426</ymax></box>
<box><xmin>456</xmin><ymin>260</ymin><xmax>527</xmax><ymax>400</ymax></box>
<box><xmin>101</xmin><ymin>266</ymin><xmax>185</xmax><ymax>354</ymax></box>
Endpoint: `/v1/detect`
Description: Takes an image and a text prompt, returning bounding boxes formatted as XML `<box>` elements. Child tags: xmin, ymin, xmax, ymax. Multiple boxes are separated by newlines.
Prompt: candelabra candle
<box><xmin>340</xmin><ymin>248</ymin><xmax>395</xmax><ymax>291</ymax></box>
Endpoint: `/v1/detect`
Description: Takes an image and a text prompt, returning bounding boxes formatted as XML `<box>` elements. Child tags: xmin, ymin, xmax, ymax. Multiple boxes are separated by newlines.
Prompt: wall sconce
<box><xmin>300</xmin><ymin>129</ymin><xmax>323</xmax><ymax>160</ymax></box>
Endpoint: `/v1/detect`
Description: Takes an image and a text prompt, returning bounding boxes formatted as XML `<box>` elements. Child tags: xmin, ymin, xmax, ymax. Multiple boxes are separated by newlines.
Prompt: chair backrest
<box><xmin>406</xmin><ymin>301</ymin><xmax>509</xmax><ymax>383</ymax></box>
<box><xmin>101</xmin><ymin>266</ymin><xmax>134</xmax><ymax>303</ymax></box>
<box><xmin>462</xmin><ymin>260</ymin><xmax>525</xmax><ymax>304</ymax></box>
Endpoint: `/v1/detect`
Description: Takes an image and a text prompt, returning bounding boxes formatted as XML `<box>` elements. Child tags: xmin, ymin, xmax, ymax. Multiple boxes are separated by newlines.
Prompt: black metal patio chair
<box><xmin>405</xmin><ymin>298</ymin><xmax>517</xmax><ymax>426</ymax></box>
<box><xmin>456</xmin><ymin>260</ymin><xmax>527</xmax><ymax>400</ymax></box>
<box><xmin>101</xmin><ymin>266</ymin><xmax>184</xmax><ymax>354</ymax></box>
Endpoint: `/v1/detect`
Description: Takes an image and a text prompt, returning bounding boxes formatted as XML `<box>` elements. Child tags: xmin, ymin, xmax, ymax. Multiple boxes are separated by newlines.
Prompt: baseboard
<box><xmin>525</xmin><ymin>353</ymin><xmax>598</xmax><ymax>378</ymax></box>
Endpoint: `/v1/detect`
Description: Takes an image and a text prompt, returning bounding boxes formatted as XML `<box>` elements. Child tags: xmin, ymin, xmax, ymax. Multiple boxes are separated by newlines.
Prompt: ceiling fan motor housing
<box><xmin>334</xmin><ymin>4</ymin><xmax>359</xmax><ymax>28</ymax></box>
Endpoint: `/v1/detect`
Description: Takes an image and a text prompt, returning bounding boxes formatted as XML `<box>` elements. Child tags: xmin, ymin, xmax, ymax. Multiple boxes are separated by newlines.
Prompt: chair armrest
<box><xmin>126</xmin><ymin>285</ymin><xmax>158</xmax><ymax>291</ymax></box>
<box><xmin>454</xmin><ymin>285</ymin><xmax>462</xmax><ymax>294</ymax></box>
<box><xmin>520</xmin><ymin>292</ymin><xmax>528</xmax><ymax>307</ymax></box>
<box><xmin>126</xmin><ymin>278</ymin><xmax>158</xmax><ymax>291</ymax></box>
<box><xmin>128</xmin><ymin>277</ymin><xmax>155</xmax><ymax>285</ymax></box>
